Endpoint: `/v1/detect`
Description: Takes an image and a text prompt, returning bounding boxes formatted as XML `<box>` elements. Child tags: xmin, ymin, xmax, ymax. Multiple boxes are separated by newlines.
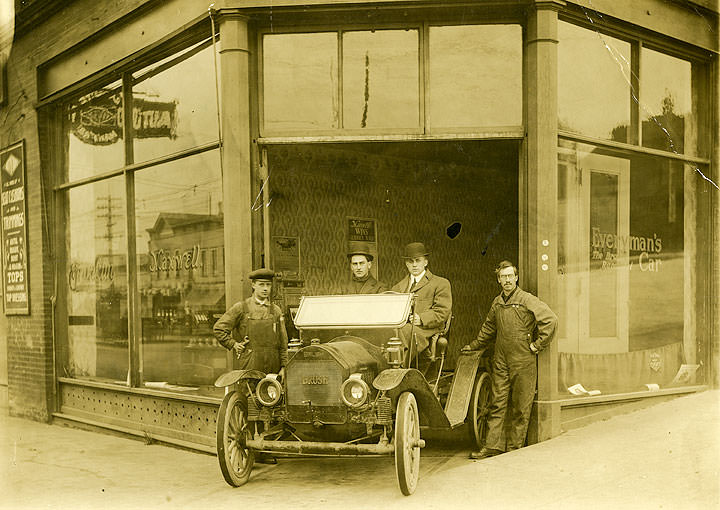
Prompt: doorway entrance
<box><xmin>559</xmin><ymin>150</ymin><xmax>630</xmax><ymax>354</ymax></box>
<box><xmin>263</xmin><ymin>140</ymin><xmax>520</xmax><ymax>359</ymax></box>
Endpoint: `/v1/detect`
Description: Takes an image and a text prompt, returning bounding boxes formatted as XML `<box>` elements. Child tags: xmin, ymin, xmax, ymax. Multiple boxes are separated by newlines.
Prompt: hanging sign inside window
<box><xmin>69</xmin><ymin>88</ymin><xmax>178</xmax><ymax>146</ymax></box>
<box><xmin>1</xmin><ymin>140</ymin><xmax>29</xmax><ymax>314</ymax></box>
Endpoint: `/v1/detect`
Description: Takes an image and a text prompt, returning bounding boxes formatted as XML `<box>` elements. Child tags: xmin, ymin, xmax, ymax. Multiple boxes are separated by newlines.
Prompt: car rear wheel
<box><xmin>468</xmin><ymin>371</ymin><xmax>492</xmax><ymax>450</ymax></box>
<box><xmin>395</xmin><ymin>391</ymin><xmax>420</xmax><ymax>496</ymax></box>
<box><xmin>217</xmin><ymin>390</ymin><xmax>255</xmax><ymax>487</ymax></box>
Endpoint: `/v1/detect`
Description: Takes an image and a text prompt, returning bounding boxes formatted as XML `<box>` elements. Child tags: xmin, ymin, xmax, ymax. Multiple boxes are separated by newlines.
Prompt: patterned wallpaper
<box><xmin>267</xmin><ymin>142</ymin><xmax>518</xmax><ymax>362</ymax></box>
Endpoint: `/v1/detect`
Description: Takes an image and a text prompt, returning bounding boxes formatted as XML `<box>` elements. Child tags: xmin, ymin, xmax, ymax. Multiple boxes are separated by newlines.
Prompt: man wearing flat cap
<box><xmin>341</xmin><ymin>242</ymin><xmax>388</xmax><ymax>295</ymax></box>
<box><xmin>213</xmin><ymin>268</ymin><xmax>288</xmax><ymax>376</ymax></box>
<box><xmin>391</xmin><ymin>242</ymin><xmax>452</xmax><ymax>354</ymax></box>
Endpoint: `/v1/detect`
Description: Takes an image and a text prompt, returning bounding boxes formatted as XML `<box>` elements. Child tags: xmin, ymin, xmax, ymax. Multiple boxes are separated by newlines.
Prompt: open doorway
<box><xmin>264</xmin><ymin>140</ymin><xmax>519</xmax><ymax>359</ymax></box>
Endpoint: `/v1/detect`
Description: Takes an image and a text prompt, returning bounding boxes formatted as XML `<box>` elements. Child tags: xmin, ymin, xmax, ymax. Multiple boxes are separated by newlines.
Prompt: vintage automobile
<box><xmin>214</xmin><ymin>292</ymin><xmax>491</xmax><ymax>495</ymax></box>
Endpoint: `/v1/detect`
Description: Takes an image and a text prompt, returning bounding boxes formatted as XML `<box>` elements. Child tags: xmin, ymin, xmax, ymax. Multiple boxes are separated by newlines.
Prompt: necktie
<box><xmin>409</xmin><ymin>278</ymin><xmax>417</xmax><ymax>292</ymax></box>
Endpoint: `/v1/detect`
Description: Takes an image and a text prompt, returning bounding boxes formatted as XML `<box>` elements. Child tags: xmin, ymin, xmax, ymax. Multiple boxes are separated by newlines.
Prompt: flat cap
<box><xmin>347</xmin><ymin>241</ymin><xmax>374</xmax><ymax>261</ymax></box>
<box><xmin>401</xmin><ymin>242</ymin><xmax>429</xmax><ymax>259</ymax></box>
<box><xmin>248</xmin><ymin>268</ymin><xmax>275</xmax><ymax>280</ymax></box>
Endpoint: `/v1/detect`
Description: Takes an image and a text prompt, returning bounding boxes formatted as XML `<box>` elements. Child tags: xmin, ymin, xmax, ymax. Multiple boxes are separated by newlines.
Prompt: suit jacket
<box><xmin>392</xmin><ymin>270</ymin><xmax>452</xmax><ymax>352</ymax></box>
<box><xmin>340</xmin><ymin>275</ymin><xmax>388</xmax><ymax>295</ymax></box>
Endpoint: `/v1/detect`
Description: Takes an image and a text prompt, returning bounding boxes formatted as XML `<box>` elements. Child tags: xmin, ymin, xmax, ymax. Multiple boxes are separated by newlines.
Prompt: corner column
<box><xmin>525</xmin><ymin>0</ymin><xmax>563</xmax><ymax>442</ymax></box>
<box><xmin>218</xmin><ymin>13</ymin><xmax>253</xmax><ymax>305</ymax></box>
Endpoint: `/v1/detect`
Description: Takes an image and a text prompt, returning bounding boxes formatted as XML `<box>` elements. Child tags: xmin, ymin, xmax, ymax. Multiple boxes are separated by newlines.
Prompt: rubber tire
<box><xmin>217</xmin><ymin>390</ymin><xmax>255</xmax><ymax>487</ymax></box>
<box><xmin>468</xmin><ymin>371</ymin><xmax>492</xmax><ymax>450</ymax></box>
<box><xmin>395</xmin><ymin>392</ymin><xmax>421</xmax><ymax>496</ymax></box>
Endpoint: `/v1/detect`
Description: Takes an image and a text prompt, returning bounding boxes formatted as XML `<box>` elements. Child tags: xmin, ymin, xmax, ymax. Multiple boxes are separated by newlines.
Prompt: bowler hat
<box><xmin>401</xmin><ymin>242</ymin><xmax>429</xmax><ymax>259</ymax></box>
<box><xmin>347</xmin><ymin>242</ymin><xmax>374</xmax><ymax>261</ymax></box>
<box><xmin>248</xmin><ymin>268</ymin><xmax>275</xmax><ymax>281</ymax></box>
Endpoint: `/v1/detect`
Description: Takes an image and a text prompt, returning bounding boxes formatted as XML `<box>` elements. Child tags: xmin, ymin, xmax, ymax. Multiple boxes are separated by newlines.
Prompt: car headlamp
<box><xmin>256</xmin><ymin>375</ymin><xmax>283</xmax><ymax>407</ymax></box>
<box><xmin>340</xmin><ymin>374</ymin><xmax>370</xmax><ymax>408</ymax></box>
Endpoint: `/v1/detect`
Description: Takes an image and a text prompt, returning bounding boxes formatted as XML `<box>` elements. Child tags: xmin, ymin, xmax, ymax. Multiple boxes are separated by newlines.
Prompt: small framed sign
<box><xmin>347</xmin><ymin>217</ymin><xmax>376</xmax><ymax>243</ymax></box>
<box><xmin>1</xmin><ymin>140</ymin><xmax>30</xmax><ymax>315</ymax></box>
<box><xmin>271</xmin><ymin>236</ymin><xmax>300</xmax><ymax>276</ymax></box>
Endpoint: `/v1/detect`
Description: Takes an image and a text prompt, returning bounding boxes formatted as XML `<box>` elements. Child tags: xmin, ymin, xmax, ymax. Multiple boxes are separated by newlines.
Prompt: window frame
<box><xmin>557</xmin><ymin>13</ymin><xmax>713</xmax><ymax>161</ymax></box>
<box><xmin>52</xmin><ymin>30</ymin><xmax>223</xmax><ymax>390</ymax></box>
<box><xmin>257</xmin><ymin>20</ymin><xmax>526</xmax><ymax>139</ymax></box>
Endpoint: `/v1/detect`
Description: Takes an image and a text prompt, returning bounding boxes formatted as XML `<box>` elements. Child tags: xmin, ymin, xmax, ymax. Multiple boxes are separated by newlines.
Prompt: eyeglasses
<box><xmin>498</xmin><ymin>274</ymin><xmax>516</xmax><ymax>280</ymax></box>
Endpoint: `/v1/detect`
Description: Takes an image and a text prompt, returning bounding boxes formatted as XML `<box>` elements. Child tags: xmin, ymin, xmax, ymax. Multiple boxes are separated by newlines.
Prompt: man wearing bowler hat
<box><xmin>341</xmin><ymin>242</ymin><xmax>388</xmax><ymax>294</ymax></box>
<box><xmin>213</xmin><ymin>268</ymin><xmax>288</xmax><ymax>376</ymax></box>
<box><xmin>391</xmin><ymin>242</ymin><xmax>452</xmax><ymax>355</ymax></box>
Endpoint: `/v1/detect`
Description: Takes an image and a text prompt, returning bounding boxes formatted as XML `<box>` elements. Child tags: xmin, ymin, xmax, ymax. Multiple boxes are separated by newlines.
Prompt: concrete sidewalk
<box><xmin>2</xmin><ymin>390</ymin><xmax>719</xmax><ymax>510</ymax></box>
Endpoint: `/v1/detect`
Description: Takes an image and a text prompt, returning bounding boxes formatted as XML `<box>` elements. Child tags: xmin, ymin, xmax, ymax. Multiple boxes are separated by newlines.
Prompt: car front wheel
<box><xmin>217</xmin><ymin>390</ymin><xmax>255</xmax><ymax>487</ymax></box>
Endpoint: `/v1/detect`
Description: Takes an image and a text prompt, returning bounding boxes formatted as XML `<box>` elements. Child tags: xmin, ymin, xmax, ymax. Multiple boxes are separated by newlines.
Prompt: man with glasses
<box><xmin>461</xmin><ymin>260</ymin><xmax>557</xmax><ymax>459</ymax></box>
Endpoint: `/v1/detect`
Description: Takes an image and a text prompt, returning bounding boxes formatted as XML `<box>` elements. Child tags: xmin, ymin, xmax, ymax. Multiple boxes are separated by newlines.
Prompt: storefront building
<box><xmin>1</xmin><ymin>0</ymin><xmax>717</xmax><ymax>450</ymax></box>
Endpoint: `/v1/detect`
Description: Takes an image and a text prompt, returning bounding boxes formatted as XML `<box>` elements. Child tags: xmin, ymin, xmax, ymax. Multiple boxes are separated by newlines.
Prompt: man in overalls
<box><xmin>214</xmin><ymin>268</ymin><xmax>288</xmax><ymax>377</ymax></box>
<box><xmin>461</xmin><ymin>260</ymin><xmax>557</xmax><ymax>459</ymax></box>
<box><xmin>214</xmin><ymin>268</ymin><xmax>288</xmax><ymax>464</ymax></box>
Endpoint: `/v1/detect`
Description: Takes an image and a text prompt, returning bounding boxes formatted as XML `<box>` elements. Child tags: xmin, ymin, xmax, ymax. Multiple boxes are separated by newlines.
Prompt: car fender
<box><xmin>373</xmin><ymin>369</ymin><xmax>450</xmax><ymax>428</ymax></box>
<box><xmin>214</xmin><ymin>369</ymin><xmax>266</xmax><ymax>388</ymax></box>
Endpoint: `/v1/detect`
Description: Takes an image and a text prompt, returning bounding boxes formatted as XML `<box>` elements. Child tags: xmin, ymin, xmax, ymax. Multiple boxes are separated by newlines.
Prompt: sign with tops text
<box><xmin>0</xmin><ymin>141</ymin><xmax>29</xmax><ymax>314</ymax></box>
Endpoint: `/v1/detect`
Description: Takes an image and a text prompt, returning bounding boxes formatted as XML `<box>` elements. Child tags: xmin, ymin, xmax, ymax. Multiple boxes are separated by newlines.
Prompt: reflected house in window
<box><xmin>611</xmin><ymin>94</ymin><xmax>687</xmax><ymax>153</ymax></box>
<box><xmin>142</xmin><ymin>211</ymin><xmax>226</xmax><ymax>345</ymax></box>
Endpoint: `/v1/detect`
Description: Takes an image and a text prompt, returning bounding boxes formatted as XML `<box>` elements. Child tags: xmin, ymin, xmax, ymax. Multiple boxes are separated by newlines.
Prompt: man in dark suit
<box><xmin>391</xmin><ymin>242</ymin><xmax>452</xmax><ymax>355</ymax></box>
<box><xmin>340</xmin><ymin>242</ymin><xmax>388</xmax><ymax>294</ymax></box>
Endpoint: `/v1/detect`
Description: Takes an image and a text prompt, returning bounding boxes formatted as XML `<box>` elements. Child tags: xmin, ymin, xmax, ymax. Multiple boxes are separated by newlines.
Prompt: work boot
<box><xmin>469</xmin><ymin>448</ymin><xmax>503</xmax><ymax>460</ymax></box>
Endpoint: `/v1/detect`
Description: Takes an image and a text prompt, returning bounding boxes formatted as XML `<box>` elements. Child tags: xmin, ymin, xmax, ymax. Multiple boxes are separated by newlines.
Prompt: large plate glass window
<box><xmin>558</xmin><ymin>22</ymin><xmax>631</xmax><ymax>142</ymax></box>
<box><xmin>557</xmin><ymin>141</ymin><xmax>702</xmax><ymax>394</ymax></box>
<box><xmin>58</xmin><ymin>35</ymin><xmax>226</xmax><ymax>394</ymax></box>
<box><xmin>428</xmin><ymin>24</ymin><xmax>522</xmax><ymax>129</ymax></box>
<box><xmin>135</xmin><ymin>150</ymin><xmax>225</xmax><ymax>395</ymax></box>
<box><xmin>66</xmin><ymin>177</ymin><xmax>128</xmax><ymax>382</ymax></box>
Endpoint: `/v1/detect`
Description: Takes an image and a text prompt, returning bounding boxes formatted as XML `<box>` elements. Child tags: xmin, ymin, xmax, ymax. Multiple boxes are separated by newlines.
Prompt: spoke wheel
<box><xmin>217</xmin><ymin>391</ymin><xmax>255</xmax><ymax>487</ymax></box>
<box><xmin>394</xmin><ymin>392</ymin><xmax>421</xmax><ymax>496</ymax></box>
<box><xmin>468</xmin><ymin>371</ymin><xmax>492</xmax><ymax>450</ymax></box>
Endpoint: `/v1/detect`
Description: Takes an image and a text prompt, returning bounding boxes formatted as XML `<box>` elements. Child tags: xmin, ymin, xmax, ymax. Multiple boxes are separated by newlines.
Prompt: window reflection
<box><xmin>558</xmin><ymin>22</ymin><xmax>631</xmax><ymax>141</ymax></box>
<box><xmin>65</xmin><ymin>81</ymin><xmax>124</xmax><ymax>181</ymax></box>
<box><xmin>429</xmin><ymin>25</ymin><xmax>522</xmax><ymax>128</ymax></box>
<box><xmin>342</xmin><ymin>30</ymin><xmax>419</xmax><ymax>129</ymax></box>
<box><xmin>133</xmin><ymin>41</ymin><xmax>220</xmax><ymax>162</ymax></box>
<box><xmin>557</xmin><ymin>141</ymin><xmax>698</xmax><ymax>395</ymax></box>
<box><xmin>135</xmin><ymin>150</ymin><xmax>226</xmax><ymax>396</ymax></box>
<box><xmin>263</xmin><ymin>32</ymin><xmax>339</xmax><ymax>132</ymax></box>
<box><xmin>640</xmin><ymin>48</ymin><xmax>692</xmax><ymax>153</ymax></box>
<box><xmin>67</xmin><ymin>178</ymin><xmax>128</xmax><ymax>382</ymax></box>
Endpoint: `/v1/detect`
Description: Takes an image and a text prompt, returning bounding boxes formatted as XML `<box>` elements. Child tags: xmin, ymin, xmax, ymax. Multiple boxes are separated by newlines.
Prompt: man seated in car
<box><xmin>391</xmin><ymin>242</ymin><xmax>452</xmax><ymax>357</ymax></box>
<box><xmin>340</xmin><ymin>242</ymin><xmax>388</xmax><ymax>294</ymax></box>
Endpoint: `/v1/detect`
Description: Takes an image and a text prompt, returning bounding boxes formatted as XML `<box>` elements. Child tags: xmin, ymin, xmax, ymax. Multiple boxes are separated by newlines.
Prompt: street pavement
<box><xmin>2</xmin><ymin>390</ymin><xmax>718</xmax><ymax>510</ymax></box>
